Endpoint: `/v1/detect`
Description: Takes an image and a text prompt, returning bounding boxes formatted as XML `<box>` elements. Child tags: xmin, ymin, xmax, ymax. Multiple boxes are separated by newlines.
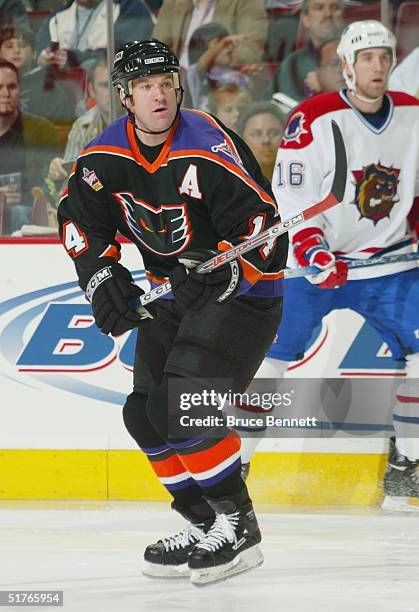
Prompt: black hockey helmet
<box><xmin>111</xmin><ymin>39</ymin><xmax>181</xmax><ymax>96</ymax></box>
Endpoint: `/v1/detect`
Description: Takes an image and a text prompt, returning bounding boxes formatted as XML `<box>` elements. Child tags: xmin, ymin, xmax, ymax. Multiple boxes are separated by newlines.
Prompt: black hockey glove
<box><xmin>169</xmin><ymin>249</ymin><xmax>243</xmax><ymax>312</ymax></box>
<box><xmin>81</xmin><ymin>261</ymin><xmax>154</xmax><ymax>336</ymax></box>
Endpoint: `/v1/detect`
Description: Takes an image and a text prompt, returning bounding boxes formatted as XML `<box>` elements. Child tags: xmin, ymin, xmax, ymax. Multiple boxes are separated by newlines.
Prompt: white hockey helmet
<box><xmin>337</xmin><ymin>20</ymin><xmax>397</xmax><ymax>94</ymax></box>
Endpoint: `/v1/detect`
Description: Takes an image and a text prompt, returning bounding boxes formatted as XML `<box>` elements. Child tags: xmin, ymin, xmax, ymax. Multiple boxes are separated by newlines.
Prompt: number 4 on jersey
<box><xmin>63</xmin><ymin>221</ymin><xmax>88</xmax><ymax>257</ymax></box>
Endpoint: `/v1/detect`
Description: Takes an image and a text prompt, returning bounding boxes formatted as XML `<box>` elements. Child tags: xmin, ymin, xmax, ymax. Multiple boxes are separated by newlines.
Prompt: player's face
<box><xmin>0</xmin><ymin>67</ymin><xmax>20</xmax><ymax>116</ymax></box>
<box><xmin>125</xmin><ymin>73</ymin><xmax>178</xmax><ymax>140</ymax></box>
<box><xmin>242</xmin><ymin>113</ymin><xmax>283</xmax><ymax>171</ymax></box>
<box><xmin>352</xmin><ymin>47</ymin><xmax>392</xmax><ymax>100</ymax></box>
<box><xmin>303</xmin><ymin>0</ymin><xmax>344</xmax><ymax>45</ymax></box>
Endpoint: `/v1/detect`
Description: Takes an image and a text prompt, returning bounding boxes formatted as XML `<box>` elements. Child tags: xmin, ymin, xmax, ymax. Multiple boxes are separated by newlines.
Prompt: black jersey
<box><xmin>58</xmin><ymin>109</ymin><xmax>288</xmax><ymax>297</ymax></box>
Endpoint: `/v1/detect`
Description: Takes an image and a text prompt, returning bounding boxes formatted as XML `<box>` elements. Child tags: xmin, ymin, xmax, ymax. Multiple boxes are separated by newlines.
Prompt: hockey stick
<box><xmin>283</xmin><ymin>251</ymin><xmax>419</xmax><ymax>279</ymax></box>
<box><xmin>137</xmin><ymin>120</ymin><xmax>347</xmax><ymax>308</ymax></box>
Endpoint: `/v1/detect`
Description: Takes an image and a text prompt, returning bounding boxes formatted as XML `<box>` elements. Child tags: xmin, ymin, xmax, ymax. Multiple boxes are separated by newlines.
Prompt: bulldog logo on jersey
<box><xmin>282</xmin><ymin>112</ymin><xmax>309</xmax><ymax>145</ymax></box>
<box><xmin>352</xmin><ymin>162</ymin><xmax>400</xmax><ymax>224</ymax></box>
<box><xmin>113</xmin><ymin>192</ymin><xmax>191</xmax><ymax>256</ymax></box>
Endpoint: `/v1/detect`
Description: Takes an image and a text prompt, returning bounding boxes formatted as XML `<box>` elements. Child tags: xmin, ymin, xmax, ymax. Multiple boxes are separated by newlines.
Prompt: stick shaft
<box><xmin>284</xmin><ymin>251</ymin><xmax>419</xmax><ymax>279</ymax></box>
<box><xmin>138</xmin><ymin>121</ymin><xmax>347</xmax><ymax>307</ymax></box>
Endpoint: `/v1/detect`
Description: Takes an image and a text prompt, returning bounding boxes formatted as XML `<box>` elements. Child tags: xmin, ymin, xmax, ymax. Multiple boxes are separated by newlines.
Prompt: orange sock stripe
<box><xmin>150</xmin><ymin>454</ymin><xmax>186</xmax><ymax>478</ymax></box>
<box><xmin>178</xmin><ymin>430</ymin><xmax>241</xmax><ymax>475</ymax></box>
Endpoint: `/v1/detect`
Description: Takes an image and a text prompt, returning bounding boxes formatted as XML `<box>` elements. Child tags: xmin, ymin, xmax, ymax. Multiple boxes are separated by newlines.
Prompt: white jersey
<box><xmin>273</xmin><ymin>89</ymin><xmax>419</xmax><ymax>279</ymax></box>
<box><xmin>389</xmin><ymin>47</ymin><xmax>419</xmax><ymax>100</ymax></box>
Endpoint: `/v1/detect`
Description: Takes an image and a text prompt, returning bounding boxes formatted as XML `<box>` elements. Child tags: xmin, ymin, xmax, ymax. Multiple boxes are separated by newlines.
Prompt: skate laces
<box><xmin>196</xmin><ymin>512</ymin><xmax>240</xmax><ymax>552</ymax></box>
<box><xmin>161</xmin><ymin>523</ymin><xmax>205</xmax><ymax>552</ymax></box>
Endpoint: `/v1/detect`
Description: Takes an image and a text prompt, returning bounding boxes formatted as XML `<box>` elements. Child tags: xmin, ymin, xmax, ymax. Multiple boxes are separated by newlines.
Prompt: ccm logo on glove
<box><xmin>80</xmin><ymin>260</ymin><xmax>154</xmax><ymax>336</ymax></box>
<box><xmin>85</xmin><ymin>266</ymin><xmax>112</xmax><ymax>302</ymax></box>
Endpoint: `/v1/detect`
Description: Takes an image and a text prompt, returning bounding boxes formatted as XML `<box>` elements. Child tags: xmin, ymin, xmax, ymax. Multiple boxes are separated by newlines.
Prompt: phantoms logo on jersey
<box><xmin>282</xmin><ymin>112</ymin><xmax>309</xmax><ymax>145</ymax></box>
<box><xmin>113</xmin><ymin>192</ymin><xmax>192</xmax><ymax>256</ymax></box>
<box><xmin>352</xmin><ymin>162</ymin><xmax>400</xmax><ymax>224</ymax></box>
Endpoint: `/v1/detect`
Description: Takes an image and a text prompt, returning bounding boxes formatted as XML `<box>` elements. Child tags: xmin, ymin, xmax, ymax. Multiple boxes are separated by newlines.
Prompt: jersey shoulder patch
<box><xmin>281</xmin><ymin>92</ymin><xmax>347</xmax><ymax>149</ymax></box>
<box><xmin>173</xmin><ymin>109</ymin><xmax>244</xmax><ymax>168</ymax></box>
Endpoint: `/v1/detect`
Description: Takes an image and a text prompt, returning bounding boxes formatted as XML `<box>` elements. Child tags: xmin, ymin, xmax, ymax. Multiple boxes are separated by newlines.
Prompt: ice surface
<box><xmin>0</xmin><ymin>501</ymin><xmax>418</xmax><ymax>612</ymax></box>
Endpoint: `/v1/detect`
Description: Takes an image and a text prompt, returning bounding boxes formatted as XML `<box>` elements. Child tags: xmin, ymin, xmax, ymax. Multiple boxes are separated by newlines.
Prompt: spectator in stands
<box><xmin>0</xmin><ymin>59</ymin><xmax>57</xmax><ymax>234</ymax></box>
<box><xmin>389</xmin><ymin>46</ymin><xmax>419</xmax><ymax>100</ymax></box>
<box><xmin>0</xmin><ymin>2</ymin><xmax>28</xmax><ymax>29</ymax></box>
<box><xmin>264</xmin><ymin>0</ymin><xmax>302</xmax><ymax>63</ymax></box>
<box><xmin>46</xmin><ymin>53</ymin><xmax>111</xmax><ymax>201</ymax></box>
<box><xmin>267</xmin><ymin>0</ymin><xmax>344</xmax><ymax>102</ymax></box>
<box><xmin>186</xmin><ymin>22</ymin><xmax>251</xmax><ymax>109</ymax></box>
<box><xmin>153</xmin><ymin>0</ymin><xmax>267</xmax><ymax>69</ymax></box>
<box><xmin>0</xmin><ymin>23</ymin><xmax>75</xmax><ymax>123</ymax></box>
<box><xmin>36</xmin><ymin>0</ymin><xmax>153</xmax><ymax>69</ymax></box>
<box><xmin>304</xmin><ymin>36</ymin><xmax>344</xmax><ymax>95</ymax></box>
<box><xmin>237</xmin><ymin>101</ymin><xmax>283</xmax><ymax>180</ymax></box>
<box><xmin>208</xmin><ymin>82</ymin><xmax>252</xmax><ymax>131</ymax></box>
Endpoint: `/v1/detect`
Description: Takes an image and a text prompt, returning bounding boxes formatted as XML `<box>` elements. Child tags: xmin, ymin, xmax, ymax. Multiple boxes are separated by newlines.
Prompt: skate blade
<box><xmin>142</xmin><ymin>560</ymin><xmax>190</xmax><ymax>579</ymax></box>
<box><xmin>190</xmin><ymin>545</ymin><xmax>264</xmax><ymax>587</ymax></box>
<box><xmin>382</xmin><ymin>495</ymin><xmax>419</xmax><ymax>512</ymax></box>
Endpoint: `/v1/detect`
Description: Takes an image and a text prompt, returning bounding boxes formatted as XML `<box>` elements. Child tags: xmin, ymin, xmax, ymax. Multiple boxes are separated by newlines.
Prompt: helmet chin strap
<box><xmin>352</xmin><ymin>90</ymin><xmax>383</xmax><ymax>104</ymax></box>
<box><xmin>124</xmin><ymin>88</ymin><xmax>184</xmax><ymax>136</ymax></box>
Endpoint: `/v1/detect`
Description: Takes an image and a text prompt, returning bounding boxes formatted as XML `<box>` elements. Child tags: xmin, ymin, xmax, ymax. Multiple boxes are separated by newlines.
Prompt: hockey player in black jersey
<box><xmin>58</xmin><ymin>39</ymin><xmax>288</xmax><ymax>585</ymax></box>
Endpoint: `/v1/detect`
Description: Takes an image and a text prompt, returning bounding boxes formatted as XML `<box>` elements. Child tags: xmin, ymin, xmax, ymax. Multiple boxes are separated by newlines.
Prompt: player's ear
<box><xmin>119</xmin><ymin>89</ymin><xmax>132</xmax><ymax>111</ymax></box>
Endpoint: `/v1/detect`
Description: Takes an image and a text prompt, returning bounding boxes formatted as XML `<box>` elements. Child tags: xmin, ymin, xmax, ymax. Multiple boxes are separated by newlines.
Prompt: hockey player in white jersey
<box><xmin>241</xmin><ymin>21</ymin><xmax>419</xmax><ymax>510</ymax></box>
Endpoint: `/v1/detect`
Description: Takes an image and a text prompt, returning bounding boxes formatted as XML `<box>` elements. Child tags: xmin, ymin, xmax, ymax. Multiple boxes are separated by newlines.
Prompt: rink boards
<box><xmin>0</xmin><ymin>239</ymin><xmax>406</xmax><ymax>505</ymax></box>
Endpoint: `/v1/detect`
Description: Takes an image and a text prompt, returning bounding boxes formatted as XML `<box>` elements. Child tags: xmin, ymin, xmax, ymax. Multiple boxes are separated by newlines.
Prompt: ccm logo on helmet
<box><xmin>144</xmin><ymin>56</ymin><xmax>165</xmax><ymax>64</ymax></box>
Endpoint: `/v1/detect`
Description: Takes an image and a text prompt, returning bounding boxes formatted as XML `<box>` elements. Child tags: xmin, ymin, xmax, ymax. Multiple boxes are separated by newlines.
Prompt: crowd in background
<box><xmin>0</xmin><ymin>0</ymin><xmax>418</xmax><ymax>235</ymax></box>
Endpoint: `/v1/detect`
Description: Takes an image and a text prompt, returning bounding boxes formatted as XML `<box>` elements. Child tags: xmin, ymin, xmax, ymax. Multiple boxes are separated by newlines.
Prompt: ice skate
<box><xmin>188</xmin><ymin>498</ymin><xmax>263</xmax><ymax>586</ymax></box>
<box><xmin>382</xmin><ymin>438</ymin><xmax>419</xmax><ymax>512</ymax></box>
<box><xmin>142</xmin><ymin>503</ymin><xmax>213</xmax><ymax>578</ymax></box>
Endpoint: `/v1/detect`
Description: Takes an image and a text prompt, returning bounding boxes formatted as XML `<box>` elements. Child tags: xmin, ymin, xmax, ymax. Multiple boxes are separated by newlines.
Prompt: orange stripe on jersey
<box><xmin>80</xmin><ymin>145</ymin><xmax>135</xmax><ymax>160</ymax></box>
<box><xmin>59</xmin><ymin>188</ymin><xmax>69</xmax><ymax>204</ymax></box>
<box><xmin>262</xmin><ymin>270</ymin><xmax>285</xmax><ymax>280</ymax></box>
<box><xmin>146</xmin><ymin>271</ymin><xmax>167</xmax><ymax>284</ymax></box>
<box><xmin>186</xmin><ymin>108</ymin><xmax>242</xmax><ymax>160</ymax></box>
<box><xmin>218</xmin><ymin>240</ymin><xmax>263</xmax><ymax>286</ymax></box>
<box><xmin>100</xmin><ymin>245</ymin><xmax>120</xmax><ymax>260</ymax></box>
<box><xmin>127</xmin><ymin>117</ymin><xmax>179</xmax><ymax>173</ymax></box>
<box><xmin>178</xmin><ymin>430</ymin><xmax>241</xmax><ymax>475</ymax></box>
<box><xmin>168</xmin><ymin>149</ymin><xmax>277</xmax><ymax>210</ymax></box>
<box><xmin>151</xmin><ymin>454</ymin><xmax>187</xmax><ymax>478</ymax></box>
<box><xmin>240</xmin><ymin>255</ymin><xmax>263</xmax><ymax>285</ymax></box>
